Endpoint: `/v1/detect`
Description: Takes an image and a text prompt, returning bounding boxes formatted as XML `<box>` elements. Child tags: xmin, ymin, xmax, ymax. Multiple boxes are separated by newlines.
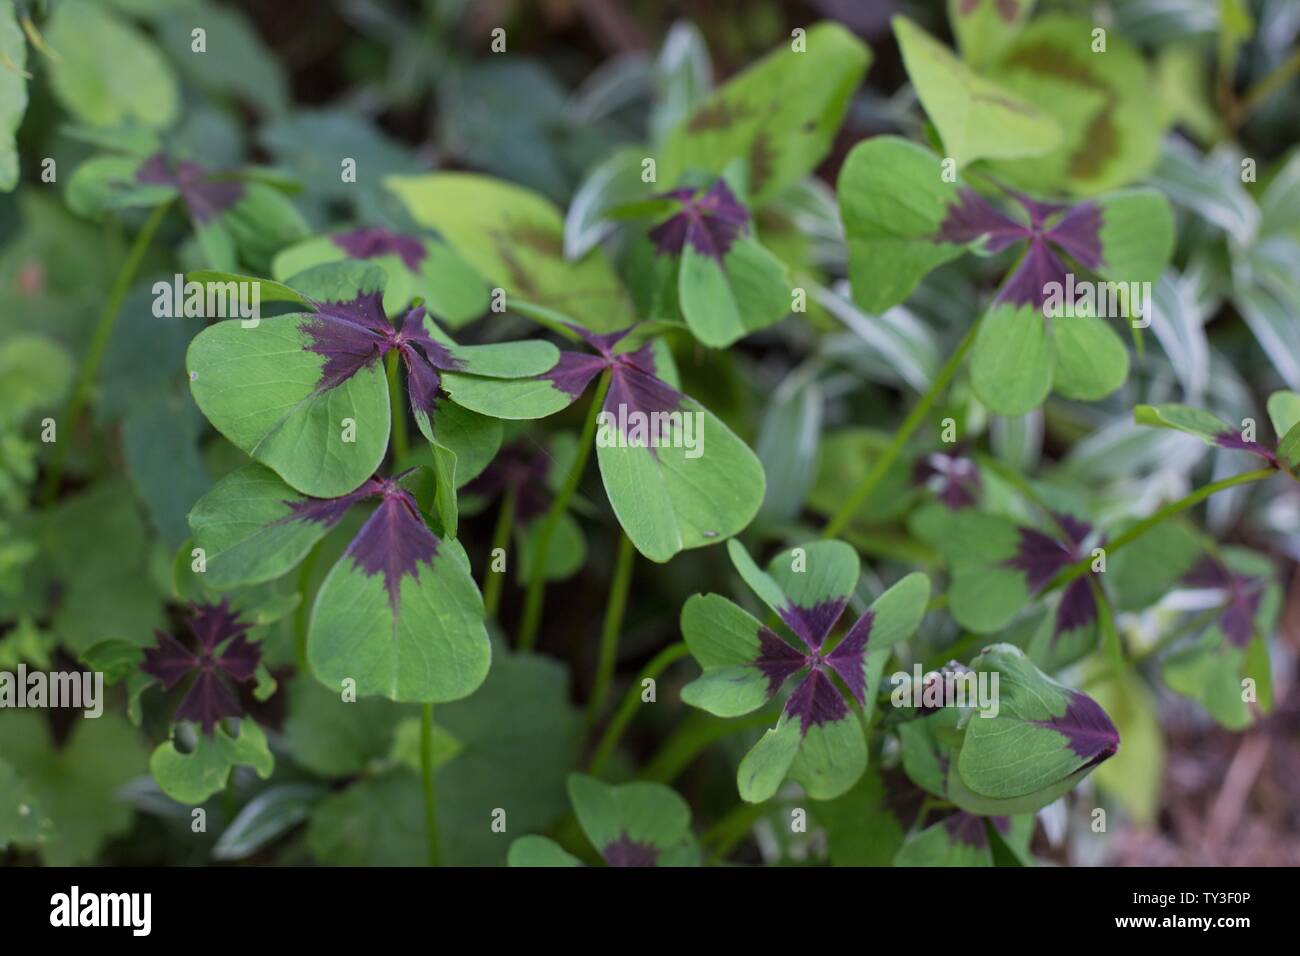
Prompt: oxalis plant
<box><xmin>3</xmin><ymin>0</ymin><xmax>1299</xmax><ymax>871</ymax></box>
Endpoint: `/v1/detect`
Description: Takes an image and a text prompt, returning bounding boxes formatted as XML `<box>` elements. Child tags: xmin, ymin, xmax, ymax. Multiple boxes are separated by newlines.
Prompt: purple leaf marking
<box><xmin>299</xmin><ymin>283</ymin><xmax>465</xmax><ymax>433</ymax></box>
<box><xmin>545</xmin><ymin>351</ymin><xmax>612</xmax><ymax>399</ymax></box>
<box><xmin>934</xmin><ymin>186</ymin><xmax>1109</xmax><ymax>315</ymax></box>
<box><xmin>755</xmin><ymin>627</ymin><xmax>807</xmax><ymax>695</ymax></box>
<box><xmin>1213</xmin><ymin>430</ymin><xmax>1278</xmax><ymax>466</ymax></box>
<box><xmin>281</xmin><ymin>479</ymin><xmax>385</xmax><ymax>530</ymax></box>
<box><xmin>942</xmin><ymin>812</ymin><xmax>1011</xmax><ymax>848</ymax></box>
<box><xmin>936</xmin><ymin>189</ymin><xmax>1027</xmax><ymax>253</ymax></box>
<box><xmin>137</xmin><ymin>153</ymin><xmax>244</xmax><ymax>224</ymax></box>
<box><xmin>1005</xmin><ymin>527</ymin><xmax>1077</xmax><ymax>592</ymax></box>
<box><xmin>333</xmin><ymin>227</ymin><xmax>427</xmax><ymax>272</ymax></box>
<box><xmin>140</xmin><ymin>600</ymin><xmax>262</xmax><ymax>736</ymax></box>
<box><xmin>1183</xmin><ymin>557</ymin><xmax>1264</xmax><ymax>648</ymax></box>
<box><xmin>1044</xmin><ymin>202</ymin><xmax>1104</xmax><ymax>271</ymax></box>
<box><xmin>344</xmin><ymin>484</ymin><xmax>440</xmax><ymax>612</ymax></box>
<box><xmin>826</xmin><ymin>609</ymin><xmax>872</xmax><ymax>703</ymax></box>
<box><xmin>913</xmin><ymin>449</ymin><xmax>980</xmax><ymax>510</ymax></box>
<box><xmin>1033</xmin><ymin>690</ymin><xmax>1120</xmax><ymax>766</ymax></box>
<box><xmin>648</xmin><ymin>180</ymin><xmax>750</xmax><ymax>261</ymax></box>
<box><xmin>785</xmin><ymin>667</ymin><xmax>850</xmax><ymax>732</ymax></box>
<box><xmin>602</xmin><ymin>832</ymin><xmax>660</xmax><ymax>867</ymax></box>
<box><xmin>463</xmin><ymin>440</ymin><xmax>553</xmax><ymax>524</ymax></box>
<box><xmin>1053</xmin><ymin>576</ymin><xmax>1098</xmax><ymax>637</ymax></box>
<box><xmin>995</xmin><ymin>237</ymin><xmax>1070</xmax><ymax>311</ymax></box>
<box><xmin>777</xmin><ymin>598</ymin><xmax>849</xmax><ymax>652</ymax></box>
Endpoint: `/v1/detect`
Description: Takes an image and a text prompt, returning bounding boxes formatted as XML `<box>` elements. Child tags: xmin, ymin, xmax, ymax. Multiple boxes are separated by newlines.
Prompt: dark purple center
<box><xmin>647</xmin><ymin>180</ymin><xmax>750</xmax><ymax>261</ymax></box>
<box><xmin>137</xmin><ymin>153</ymin><xmax>244</xmax><ymax>225</ymax></box>
<box><xmin>540</xmin><ymin>324</ymin><xmax>686</xmax><ymax>451</ymax></box>
<box><xmin>935</xmin><ymin>188</ymin><xmax>1106</xmax><ymax>313</ymax></box>
<box><xmin>756</xmin><ymin>605</ymin><xmax>875</xmax><ymax>735</ymax></box>
<box><xmin>333</xmin><ymin>227</ymin><xmax>427</xmax><ymax>272</ymax></box>
<box><xmin>602</xmin><ymin>832</ymin><xmax>661</xmax><ymax>867</ymax></box>
<box><xmin>140</xmin><ymin>600</ymin><xmax>262</xmax><ymax>735</ymax></box>
<box><xmin>1032</xmin><ymin>691</ymin><xmax>1120</xmax><ymax>766</ymax></box>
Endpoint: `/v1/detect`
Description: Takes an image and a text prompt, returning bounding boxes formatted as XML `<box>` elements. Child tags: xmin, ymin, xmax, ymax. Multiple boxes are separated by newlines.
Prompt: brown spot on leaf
<box><xmin>508</xmin><ymin>224</ymin><xmax>564</xmax><ymax>257</ymax></box>
<box><xmin>1000</xmin><ymin>42</ymin><xmax>1119</xmax><ymax>183</ymax></box>
<box><xmin>687</xmin><ymin>99</ymin><xmax>749</xmax><ymax>133</ymax></box>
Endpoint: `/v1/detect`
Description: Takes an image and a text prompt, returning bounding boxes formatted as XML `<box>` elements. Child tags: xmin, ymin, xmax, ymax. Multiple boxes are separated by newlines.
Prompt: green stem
<box><xmin>1082</xmin><ymin>604</ymin><xmax>1223</xmax><ymax>690</ymax></box>
<box><xmin>587</xmin><ymin>642</ymin><xmax>688</xmax><ymax>777</ymax></box>
<box><xmin>1091</xmin><ymin>576</ymin><xmax>1124</xmax><ymax>675</ymax></box>
<box><xmin>585</xmin><ymin>532</ymin><xmax>636</xmax><ymax>731</ymax></box>
<box><xmin>481</xmin><ymin>484</ymin><xmax>517</xmax><ymax>621</ymax></box>
<box><xmin>1045</xmin><ymin>468</ymin><xmax>1275</xmax><ymax>593</ymax></box>
<box><xmin>517</xmin><ymin>370</ymin><xmax>611</xmax><ymax>652</ymax></box>
<box><xmin>641</xmin><ymin>708</ymin><xmax>780</xmax><ymax>784</ymax></box>
<box><xmin>822</xmin><ymin>317</ymin><xmax>981</xmax><ymax>539</ymax></box>
<box><xmin>385</xmin><ymin>350</ymin><xmax>409</xmax><ymax>461</ymax></box>
<box><xmin>701</xmin><ymin>800</ymin><xmax>769</xmax><ymax>860</ymax></box>
<box><xmin>292</xmin><ymin>542</ymin><xmax>322</xmax><ymax>671</ymax></box>
<box><xmin>41</xmin><ymin>201</ymin><xmax>171</xmax><ymax>503</ymax></box>
<box><xmin>420</xmin><ymin>702</ymin><xmax>440</xmax><ymax>866</ymax></box>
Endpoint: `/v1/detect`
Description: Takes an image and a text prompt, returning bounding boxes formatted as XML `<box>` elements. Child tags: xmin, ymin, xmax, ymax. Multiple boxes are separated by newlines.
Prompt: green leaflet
<box><xmin>440</xmin><ymin>371</ymin><xmax>576</xmax><ymax>420</ymax></box>
<box><xmin>0</xmin><ymin>712</ymin><xmax>147</xmax><ymax>865</ymax></box>
<box><xmin>788</xmin><ymin>708</ymin><xmax>868</xmax><ymax>801</ymax></box>
<box><xmin>737</xmin><ymin>712</ymin><xmax>803</xmax><ymax>803</ymax></box>
<box><xmin>186</xmin><ymin>261</ymin><xmax>555</xmax><ymax>499</ymax></box>
<box><xmin>45</xmin><ymin>1</ymin><xmax>179</xmax><ymax>129</ymax></box>
<box><xmin>728</xmin><ymin>538</ymin><xmax>860</xmax><ymax>621</ymax></box>
<box><xmin>660</xmin><ymin>22</ymin><xmax>870</xmax><ymax>205</ymax></box>
<box><xmin>970</xmin><ymin>304</ymin><xmax>1055</xmax><ymax>416</ymax></box>
<box><xmin>0</xmin><ymin>334</ymin><xmax>73</xmax><ymax>420</ymax></box>
<box><xmin>149</xmin><ymin>720</ymin><xmax>275</xmax><ymax>805</ymax></box>
<box><xmin>0</xmin><ymin>758</ymin><xmax>52</xmax><ymax>851</ymax></box>
<box><xmin>187</xmin><ymin>310</ymin><xmax>391</xmax><ymax>499</ymax></box>
<box><xmin>272</xmin><ymin>232</ymin><xmax>490</xmax><ymax>328</ymax></box>
<box><xmin>893</xmin><ymin>16</ymin><xmax>1060</xmax><ymax>169</ymax></box>
<box><xmin>1267</xmin><ymin>390</ymin><xmax>1300</xmax><ymax>438</ymax></box>
<box><xmin>307</xmin><ymin>538</ymin><xmax>490</xmax><ymax>704</ymax></box>
<box><xmin>1134</xmin><ymin>403</ymin><xmax>1234</xmax><ymax>444</ymax></box>
<box><xmin>985</xmin><ymin>15</ymin><xmax>1165</xmax><ymax>195</ymax></box>
<box><xmin>565</xmin><ymin>774</ymin><xmax>700</xmax><ymax>867</ymax></box>
<box><xmin>516</xmin><ymin>510</ymin><xmax>586</xmax><ymax>584</ymax></box>
<box><xmin>936</xmin><ymin>509</ymin><xmax>1029</xmax><ymax>633</ymax></box>
<box><xmin>894</xmin><ymin>814</ymin><xmax>1033</xmax><ymax>867</ymax></box>
<box><xmin>948</xmin><ymin>0</ymin><xmax>1036</xmax><ymax>68</ymax></box>
<box><xmin>952</xmin><ymin>644</ymin><xmax>1118</xmax><ymax>813</ymax></box>
<box><xmin>1049</xmin><ymin>313</ymin><xmax>1130</xmax><ymax>402</ymax></box>
<box><xmin>67</xmin><ymin>155</ymin><xmax>179</xmax><ymax>218</ymax></box>
<box><xmin>685</xmin><ymin>544</ymin><xmax>929</xmax><ymax>803</ymax></box>
<box><xmin>0</xmin><ymin>1</ymin><xmax>27</xmax><ymax>191</ymax></box>
<box><xmin>187</xmin><ymin>464</ymin><xmax>336</xmax><ymax>589</ymax></box>
<box><xmin>597</xmin><ymin>396</ymin><xmax>765</xmax><ymax>563</ymax></box>
<box><xmin>282</xmin><ymin>675</ymin><xmax>405</xmax><ymax>778</ymax></box>
<box><xmin>1161</xmin><ymin>548</ymin><xmax>1278</xmax><ymax>729</ymax></box>
<box><xmin>837</xmin><ymin>136</ymin><xmax>973</xmax><ymax>313</ymax></box>
<box><xmin>308</xmin><ymin>646</ymin><xmax>582</xmax><ymax>866</ymax></box>
<box><xmin>812</xmin><ymin>766</ymin><xmax>906</xmax><ymax>866</ymax></box>
<box><xmin>1091</xmin><ymin>189</ymin><xmax>1177</xmax><ymax>285</ymax></box>
<box><xmin>678</xmin><ymin>234</ymin><xmax>791</xmax><ymax>348</ymax></box>
<box><xmin>507</xmin><ymin>835</ymin><xmax>583</xmax><ymax>867</ymax></box>
<box><xmin>679</xmin><ymin>593</ymin><xmax>773</xmax><ymax>718</ymax></box>
<box><xmin>385</xmin><ymin>172</ymin><xmax>635</xmax><ymax>332</ymax></box>
<box><xmin>38</xmin><ymin>480</ymin><xmax>167</xmax><ymax>654</ymax></box>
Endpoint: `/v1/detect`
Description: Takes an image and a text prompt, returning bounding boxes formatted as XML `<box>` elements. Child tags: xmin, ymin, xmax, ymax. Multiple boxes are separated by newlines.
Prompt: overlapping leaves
<box><xmin>681</xmin><ymin>540</ymin><xmax>929</xmax><ymax>802</ymax></box>
<box><xmin>186</xmin><ymin>260</ymin><xmax>557</xmax><ymax>500</ymax></box>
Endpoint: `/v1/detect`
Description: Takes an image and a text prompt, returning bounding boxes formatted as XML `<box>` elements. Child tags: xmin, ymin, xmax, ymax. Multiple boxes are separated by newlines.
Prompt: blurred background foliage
<box><xmin>1</xmin><ymin>0</ymin><xmax>1298</xmax><ymax>866</ymax></box>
